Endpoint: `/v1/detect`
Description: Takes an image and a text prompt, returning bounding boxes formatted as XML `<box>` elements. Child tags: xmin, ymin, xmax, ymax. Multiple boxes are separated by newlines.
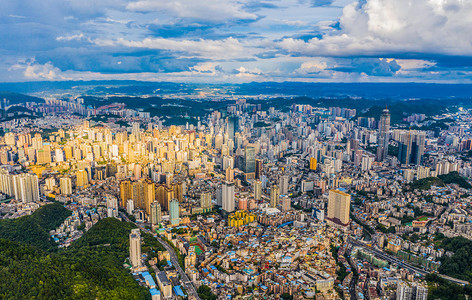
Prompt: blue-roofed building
<box><xmin>150</xmin><ymin>288</ymin><xmax>161</xmax><ymax>300</ymax></box>
<box><xmin>142</xmin><ymin>272</ymin><xmax>157</xmax><ymax>289</ymax></box>
<box><xmin>173</xmin><ymin>286</ymin><xmax>185</xmax><ymax>297</ymax></box>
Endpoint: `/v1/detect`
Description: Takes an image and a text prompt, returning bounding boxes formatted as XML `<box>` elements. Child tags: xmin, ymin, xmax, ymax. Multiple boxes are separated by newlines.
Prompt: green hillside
<box><xmin>0</xmin><ymin>204</ymin><xmax>153</xmax><ymax>300</ymax></box>
<box><xmin>0</xmin><ymin>203</ymin><xmax>71</xmax><ymax>251</ymax></box>
<box><xmin>0</xmin><ymin>91</ymin><xmax>45</xmax><ymax>105</ymax></box>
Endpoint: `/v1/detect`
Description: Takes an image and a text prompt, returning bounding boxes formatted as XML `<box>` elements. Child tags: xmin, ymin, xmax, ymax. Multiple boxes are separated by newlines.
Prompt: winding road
<box><xmin>120</xmin><ymin>212</ymin><xmax>201</xmax><ymax>299</ymax></box>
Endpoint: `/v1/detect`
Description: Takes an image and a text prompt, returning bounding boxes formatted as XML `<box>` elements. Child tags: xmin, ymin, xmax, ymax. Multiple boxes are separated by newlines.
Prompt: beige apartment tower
<box><xmin>327</xmin><ymin>189</ymin><xmax>351</xmax><ymax>227</ymax></box>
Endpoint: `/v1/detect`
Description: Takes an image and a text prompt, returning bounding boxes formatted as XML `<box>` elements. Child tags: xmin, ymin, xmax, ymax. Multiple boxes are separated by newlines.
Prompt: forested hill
<box><xmin>0</xmin><ymin>91</ymin><xmax>45</xmax><ymax>105</ymax></box>
<box><xmin>0</xmin><ymin>202</ymin><xmax>71</xmax><ymax>251</ymax></box>
<box><xmin>0</xmin><ymin>206</ymin><xmax>151</xmax><ymax>299</ymax></box>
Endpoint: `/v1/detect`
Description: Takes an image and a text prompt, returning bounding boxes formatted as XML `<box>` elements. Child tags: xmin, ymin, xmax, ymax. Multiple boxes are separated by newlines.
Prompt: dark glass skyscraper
<box><xmin>244</xmin><ymin>145</ymin><xmax>255</xmax><ymax>174</ymax></box>
<box><xmin>227</xmin><ymin>116</ymin><xmax>238</xmax><ymax>143</ymax></box>
<box><xmin>398</xmin><ymin>130</ymin><xmax>425</xmax><ymax>165</ymax></box>
<box><xmin>255</xmin><ymin>159</ymin><xmax>262</xmax><ymax>179</ymax></box>
<box><xmin>376</xmin><ymin>108</ymin><xmax>390</xmax><ymax>162</ymax></box>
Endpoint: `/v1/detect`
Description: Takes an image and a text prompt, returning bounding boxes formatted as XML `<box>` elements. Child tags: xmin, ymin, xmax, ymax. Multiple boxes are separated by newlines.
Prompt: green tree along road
<box><xmin>197</xmin><ymin>285</ymin><xmax>217</xmax><ymax>300</ymax></box>
<box><xmin>426</xmin><ymin>274</ymin><xmax>472</xmax><ymax>300</ymax></box>
<box><xmin>0</xmin><ymin>203</ymin><xmax>153</xmax><ymax>299</ymax></box>
<box><xmin>439</xmin><ymin>237</ymin><xmax>472</xmax><ymax>282</ymax></box>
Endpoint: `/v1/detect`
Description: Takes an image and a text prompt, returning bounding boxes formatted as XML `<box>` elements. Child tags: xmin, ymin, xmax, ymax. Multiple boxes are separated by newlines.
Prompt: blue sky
<box><xmin>1</xmin><ymin>0</ymin><xmax>472</xmax><ymax>83</ymax></box>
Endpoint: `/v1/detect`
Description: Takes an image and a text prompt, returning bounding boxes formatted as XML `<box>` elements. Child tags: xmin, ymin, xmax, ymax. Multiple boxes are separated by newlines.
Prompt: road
<box><xmin>345</xmin><ymin>246</ymin><xmax>358</xmax><ymax>300</ymax></box>
<box><xmin>120</xmin><ymin>212</ymin><xmax>201</xmax><ymax>299</ymax></box>
<box><xmin>348</xmin><ymin>238</ymin><xmax>469</xmax><ymax>286</ymax></box>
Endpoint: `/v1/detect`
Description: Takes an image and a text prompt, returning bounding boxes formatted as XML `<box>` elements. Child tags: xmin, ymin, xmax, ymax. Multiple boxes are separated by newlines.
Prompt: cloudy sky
<box><xmin>1</xmin><ymin>0</ymin><xmax>472</xmax><ymax>83</ymax></box>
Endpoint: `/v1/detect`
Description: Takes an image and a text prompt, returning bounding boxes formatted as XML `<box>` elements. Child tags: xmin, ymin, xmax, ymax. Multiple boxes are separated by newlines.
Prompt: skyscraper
<box><xmin>227</xmin><ymin>116</ymin><xmax>238</xmax><ymax>143</ymax></box>
<box><xmin>169</xmin><ymin>198</ymin><xmax>180</xmax><ymax>226</ymax></box>
<box><xmin>200</xmin><ymin>192</ymin><xmax>212</xmax><ymax>212</ymax></box>
<box><xmin>222</xmin><ymin>155</ymin><xmax>234</xmax><ymax>170</ymax></box>
<box><xmin>376</xmin><ymin>108</ymin><xmax>391</xmax><ymax>162</ymax></box>
<box><xmin>254</xmin><ymin>180</ymin><xmax>262</xmax><ymax>201</ymax></box>
<box><xmin>226</xmin><ymin>167</ymin><xmax>234</xmax><ymax>182</ymax></box>
<box><xmin>279</xmin><ymin>175</ymin><xmax>289</xmax><ymax>195</ymax></box>
<box><xmin>255</xmin><ymin>159</ymin><xmax>263</xmax><ymax>179</ymax></box>
<box><xmin>12</xmin><ymin>173</ymin><xmax>40</xmax><ymax>203</ymax></box>
<box><xmin>76</xmin><ymin>169</ymin><xmax>89</xmax><ymax>188</ymax></box>
<box><xmin>327</xmin><ymin>189</ymin><xmax>351</xmax><ymax>227</ymax></box>
<box><xmin>129</xmin><ymin>228</ymin><xmax>142</xmax><ymax>269</ymax></box>
<box><xmin>127</xmin><ymin>199</ymin><xmax>135</xmax><ymax>215</ymax></box>
<box><xmin>120</xmin><ymin>180</ymin><xmax>132</xmax><ymax>207</ymax></box>
<box><xmin>106</xmin><ymin>196</ymin><xmax>118</xmax><ymax>218</ymax></box>
<box><xmin>270</xmin><ymin>185</ymin><xmax>279</xmax><ymax>208</ymax></box>
<box><xmin>150</xmin><ymin>201</ymin><xmax>161</xmax><ymax>225</ymax></box>
<box><xmin>222</xmin><ymin>182</ymin><xmax>235</xmax><ymax>212</ymax></box>
<box><xmin>281</xmin><ymin>195</ymin><xmax>291</xmax><ymax>211</ymax></box>
<box><xmin>309</xmin><ymin>157</ymin><xmax>317</xmax><ymax>170</ymax></box>
<box><xmin>243</xmin><ymin>145</ymin><xmax>256</xmax><ymax>174</ymax></box>
<box><xmin>398</xmin><ymin>130</ymin><xmax>425</xmax><ymax>166</ymax></box>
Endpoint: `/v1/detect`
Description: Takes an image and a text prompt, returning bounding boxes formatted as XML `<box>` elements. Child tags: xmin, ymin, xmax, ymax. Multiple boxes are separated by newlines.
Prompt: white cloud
<box><xmin>297</xmin><ymin>60</ymin><xmax>328</xmax><ymax>72</ymax></box>
<box><xmin>126</xmin><ymin>0</ymin><xmax>258</xmax><ymax>22</ymax></box>
<box><xmin>56</xmin><ymin>33</ymin><xmax>87</xmax><ymax>41</ymax></box>
<box><xmin>395</xmin><ymin>59</ymin><xmax>436</xmax><ymax>70</ymax></box>
<box><xmin>21</xmin><ymin>62</ymin><xmax>63</xmax><ymax>80</ymax></box>
<box><xmin>278</xmin><ymin>0</ymin><xmax>472</xmax><ymax>57</ymax></box>
<box><xmin>94</xmin><ymin>37</ymin><xmax>256</xmax><ymax>59</ymax></box>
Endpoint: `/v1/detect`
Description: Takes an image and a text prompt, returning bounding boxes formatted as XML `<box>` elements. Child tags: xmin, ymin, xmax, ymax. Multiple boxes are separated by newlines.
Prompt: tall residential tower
<box><xmin>376</xmin><ymin>108</ymin><xmax>390</xmax><ymax>162</ymax></box>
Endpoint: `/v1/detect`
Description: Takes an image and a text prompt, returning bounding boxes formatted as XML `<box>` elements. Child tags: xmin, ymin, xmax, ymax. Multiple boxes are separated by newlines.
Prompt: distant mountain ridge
<box><xmin>0</xmin><ymin>81</ymin><xmax>472</xmax><ymax>100</ymax></box>
<box><xmin>0</xmin><ymin>91</ymin><xmax>45</xmax><ymax>105</ymax></box>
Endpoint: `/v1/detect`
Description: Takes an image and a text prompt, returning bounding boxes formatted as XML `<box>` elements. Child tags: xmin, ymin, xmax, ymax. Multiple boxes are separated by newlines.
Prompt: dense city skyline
<box><xmin>1</xmin><ymin>90</ymin><xmax>472</xmax><ymax>298</ymax></box>
<box><xmin>2</xmin><ymin>1</ymin><xmax>472</xmax><ymax>299</ymax></box>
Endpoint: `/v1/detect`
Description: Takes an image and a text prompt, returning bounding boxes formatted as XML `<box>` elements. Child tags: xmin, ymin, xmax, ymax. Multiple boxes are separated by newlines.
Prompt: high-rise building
<box><xmin>416</xmin><ymin>166</ymin><xmax>430</xmax><ymax>180</ymax></box>
<box><xmin>327</xmin><ymin>190</ymin><xmax>351</xmax><ymax>227</ymax></box>
<box><xmin>200</xmin><ymin>192</ymin><xmax>212</xmax><ymax>212</ymax></box>
<box><xmin>60</xmin><ymin>177</ymin><xmax>72</xmax><ymax>195</ymax></box>
<box><xmin>255</xmin><ymin>159</ymin><xmax>263</xmax><ymax>179</ymax></box>
<box><xmin>106</xmin><ymin>196</ymin><xmax>118</xmax><ymax>218</ymax></box>
<box><xmin>0</xmin><ymin>169</ymin><xmax>14</xmax><ymax>197</ymax></box>
<box><xmin>216</xmin><ymin>185</ymin><xmax>222</xmax><ymax>207</ymax></box>
<box><xmin>120</xmin><ymin>180</ymin><xmax>132</xmax><ymax>207</ymax></box>
<box><xmin>76</xmin><ymin>169</ymin><xmax>89</xmax><ymax>188</ymax></box>
<box><xmin>37</xmin><ymin>149</ymin><xmax>52</xmax><ymax>164</ymax></box>
<box><xmin>129</xmin><ymin>228</ymin><xmax>142</xmax><ymax>269</ymax></box>
<box><xmin>281</xmin><ymin>195</ymin><xmax>291</xmax><ymax>211</ymax></box>
<box><xmin>310</xmin><ymin>157</ymin><xmax>318</xmax><ymax>171</ymax></box>
<box><xmin>396</xmin><ymin>281</ymin><xmax>428</xmax><ymax>300</ymax></box>
<box><xmin>132</xmin><ymin>122</ymin><xmax>141</xmax><ymax>141</ymax></box>
<box><xmin>12</xmin><ymin>173</ymin><xmax>40</xmax><ymax>203</ymax></box>
<box><xmin>279</xmin><ymin>175</ymin><xmax>289</xmax><ymax>195</ymax></box>
<box><xmin>127</xmin><ymin>199</ymin><xmax>135</xmax><ymax>215</ymax></box>
<box><xmin>222</xmin><ymin>182</ymin><xmax>235</xmax><ymax>212</ymax></box>
<box><xmin>45</xmin><ymin>177</ymin><xmax>56</xmax><ymax>191</ymax></box>
<box><xmin>226</xmin><ymin>167</ymin><xmax>234</xmax><ymax>182</ymax></box>
<box><xmin>223</xmin><ymin>156</ymin><xmax>234</xmax><ymax>171</ymax></box>
<box><xmin>243</xmin><ymin>145</ymin><xmax>255</xmax><ymax>174</ymax></box>
<box><xmin>398</xmin><ymin>130</ymin><xmax>425</xmax><ymax>165</ymax></box>
<box><xmin>150</xmin><ymin>201</ymin><xmax>161</xmax><ymax>225</ymax></box>
<box><xmin>227</xmin><ymin>116</ymin><xmax>238</xmax><ymax>143</ymax></box>
<box><xmin>270</xmin><ymin>185</ymin><xmax>279</xmax><ymax>208</ymax></box>
<box><xmin>169</xmin><ymin>198</ymin><xmax>180</xmax><ymax>226</ymax></box>
<box><xmin>156</xmin><ymin>184</ymin><xmax>175</xmax><ymax>211</ymax></box>
<box><xmin>55</xmin><ymin>149</ymin><xmax>64</xmax><ymax>162</ymax></box>
<box><xmin>254</xmin><ymin>180</ymin><xmax>262</xmax><ymax>201</ymax></box>
<box><xmin>376</xmin><ymin>108</ymin><xmax>390</xmax><ymax>162</ymax></box>
<box><xmin>120</xmin><ymin>179</ymin><xmax>155</xmax><ymax>214</ymax></box>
